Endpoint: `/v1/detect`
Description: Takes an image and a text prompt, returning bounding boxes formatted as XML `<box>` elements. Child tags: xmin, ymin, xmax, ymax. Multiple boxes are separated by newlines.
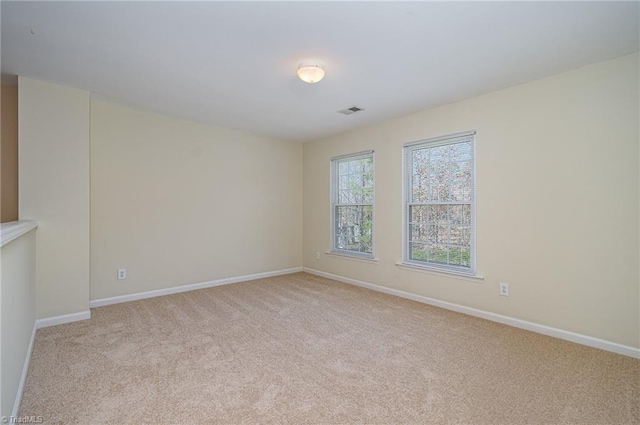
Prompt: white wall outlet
<box><xmin>118</xmin><ymin>268</ymin><xmax>127</xmax><ymax>280</ymax></box>
<box><xmin>499</xmin><ymin>283</ymin><xmax>509</xmax><ymax>296</ymax></box>
<box><xmin>315</xmin><ymin>251</ymin><xmax>320</xmax><ymax>260</ymax></box>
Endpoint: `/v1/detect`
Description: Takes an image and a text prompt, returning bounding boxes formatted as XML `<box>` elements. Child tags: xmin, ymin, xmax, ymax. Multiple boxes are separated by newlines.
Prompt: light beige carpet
<box><xmin>20</xmin><ymin>272</ymin><xmax>639</xmax><ymax>424</ymax></box>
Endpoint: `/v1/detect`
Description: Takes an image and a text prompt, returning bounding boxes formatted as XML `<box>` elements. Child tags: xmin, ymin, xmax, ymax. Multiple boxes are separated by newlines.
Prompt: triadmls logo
<box><xmin>1</xmin><ymin>416</ymin><xmax>43</xmax><ymax>424</ymax></box>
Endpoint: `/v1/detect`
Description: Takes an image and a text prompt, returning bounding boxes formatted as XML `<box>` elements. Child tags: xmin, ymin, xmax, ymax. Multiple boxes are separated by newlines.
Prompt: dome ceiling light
<box><xmin>297</xmin><ymin>64</ymin><xmax>325</xmax><ymax>84</ymax></box>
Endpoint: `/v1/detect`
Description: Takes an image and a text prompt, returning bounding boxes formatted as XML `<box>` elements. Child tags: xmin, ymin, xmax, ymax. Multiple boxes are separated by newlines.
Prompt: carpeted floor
<box><xmin>20</xmin><ymin>272</ymin><xmax>639</xmax><ymax>424</ymax></box>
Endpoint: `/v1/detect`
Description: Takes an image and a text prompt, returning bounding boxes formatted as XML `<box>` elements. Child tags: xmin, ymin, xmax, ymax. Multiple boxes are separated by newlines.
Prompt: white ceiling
<box><xmin>2</xmin><ymin>1</ymin><xmax>638</xmax><ymax>143</ymax></box>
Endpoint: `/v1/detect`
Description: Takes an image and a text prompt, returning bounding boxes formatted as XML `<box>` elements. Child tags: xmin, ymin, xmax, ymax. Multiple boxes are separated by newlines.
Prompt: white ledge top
<box><xmin>395</xmin><ymin>262</ymin><xmax>484</xmax><ymax>282</ymax></box>
<box><xmin>325</xmin><ymin>251</ymin><xmax>379</xmax><ymax>264</ymax></box>
<box><xmin>1</xmin><ymin>220</ymin><xmax>38</xmax><ymax>247</ymax></box>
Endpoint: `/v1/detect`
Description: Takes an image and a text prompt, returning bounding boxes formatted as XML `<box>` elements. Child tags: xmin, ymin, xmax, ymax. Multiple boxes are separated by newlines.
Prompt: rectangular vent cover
<box><xmin>338</xmin><ymin>106</ymin><xmax>364</xmax><ymax>115</ymax></box>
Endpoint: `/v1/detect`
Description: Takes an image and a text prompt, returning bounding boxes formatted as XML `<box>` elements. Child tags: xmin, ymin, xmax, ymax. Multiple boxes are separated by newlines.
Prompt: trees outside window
<box><xmin>404</xmin><ymin>133</ymin><xmax>476</xmax><ymax>274</ymax></box>
<box><xmin>331</xmin><ymin>152</ymin><xmax>374</xmax><ymax>257</ymax></box>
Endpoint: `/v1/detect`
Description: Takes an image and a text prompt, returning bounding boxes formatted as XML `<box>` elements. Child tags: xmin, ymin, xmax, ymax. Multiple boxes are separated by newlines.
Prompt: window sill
<box><xmin>1</xmin><ymin>220</ymin><xmax>38</xmax><ymax>247</ymax></box>
<box><xmin>326</xmin><ymin>251</ymin><xmax>379</xmax><ymax>264</ymax></box>
<box><xmin>395</xmin><ymin>262</ymin><xmax>484</xmax><ymax>282</ymax></box>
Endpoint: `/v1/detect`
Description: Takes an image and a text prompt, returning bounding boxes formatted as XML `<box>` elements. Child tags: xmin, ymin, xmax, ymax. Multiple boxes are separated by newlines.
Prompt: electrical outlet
<box><xmin>499</xmin><ymin>283</ymin><xmax>509</xmax><ymax>297</ymax></box>
<box><xmin>315</xmin><ymin>251</ymin><xmax>320</xmax><ymax>260</ymax></box>
<box><xmin>118</xmin><ymin>269</ymin><xmax>127</xmax><ymax>280</ymax></box>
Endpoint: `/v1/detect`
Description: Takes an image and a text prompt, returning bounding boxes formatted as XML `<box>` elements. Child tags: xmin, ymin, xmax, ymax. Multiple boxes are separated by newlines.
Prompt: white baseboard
<box><xmin>11</xmin><ymin>321</ymin><xmax>37</xmax><ymax>417</ymax></box>
<box><xmin>303</xmin><ymin>267</ymin><xmax>640</xmax><ymax>359</ymax></box>
<box><xmin>11</xmin><ymin>311</ymin><xmax>91</xmax><ymax>416</ymax></box>
<box><xmin>36</xmin><ymin>310</ymin><xmax>92</xmax><ymax>329</ymax></box>
<box><xmin>90</xmin><ymin>267</ymin><xmax>304</xmax><ymax>308</ymax></box>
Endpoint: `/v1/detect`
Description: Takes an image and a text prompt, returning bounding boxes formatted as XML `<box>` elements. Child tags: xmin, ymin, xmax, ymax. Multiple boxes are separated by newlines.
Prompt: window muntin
<box><xmin>331</xmin><ymin>152</ymin><xmax>374</xmax><ymax>257</ymax></box>
<box><xmin>404</xmin><ymin>133</ymin><xmax>475</xmax><ymax>273</ymax></box>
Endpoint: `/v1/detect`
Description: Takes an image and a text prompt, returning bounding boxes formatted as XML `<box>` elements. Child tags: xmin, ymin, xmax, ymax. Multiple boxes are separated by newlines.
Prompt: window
<box><xmin>331</xmin><ymin>151</ymin><xmax>374</xmax><ymax>258</ymax></box>
<box><xmin>403</xmin><ymin>132</ymin><xmax>476</xmax><ymax>274</ymax></box>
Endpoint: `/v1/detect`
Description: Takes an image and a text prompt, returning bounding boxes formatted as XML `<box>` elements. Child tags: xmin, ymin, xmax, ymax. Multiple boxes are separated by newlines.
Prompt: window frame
<box><xmin>330</xmin><ymin>150</ymin><xmax>375</xmax><ymax>260</ymax></box>
<box><xmin>402</xmin><ymin>131</ymin><xmax>477</xmax><ymax>276</ymax></box>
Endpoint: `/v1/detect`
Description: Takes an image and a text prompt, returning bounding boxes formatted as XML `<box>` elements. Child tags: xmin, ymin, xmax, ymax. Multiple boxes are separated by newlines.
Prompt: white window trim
<box><xmin>326</xmin><ymin>251</ymin><xmax>379</xmax><ymax>264</ymax></box>
<box><xmin>395</xmin><ymin>262</ymin><xmax>484</xmax><ymax>282</ymax></box>
<box><xmin>330</xmin><ymin>150</ymin><xmax>375</xmax><ymax>260</ymax></box>
<box><xmin>401</xmin><ymin>131</ymin><xmax>479</xmax><ymax>276</ymax></box>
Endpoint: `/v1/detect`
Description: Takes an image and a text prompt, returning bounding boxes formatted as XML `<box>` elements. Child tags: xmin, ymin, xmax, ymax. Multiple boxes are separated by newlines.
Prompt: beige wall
<box><xmin>1</xmin><ymin>229</ymin><xmax>36</xmax><ymax>418</ymax></box>
<box><xmin>19</xmin><ymin>77</ymin><xmax>91</xmax><ymax>319</ymax></box>
<box><xmin>90</xmin><ymin>101</ymin><xmax>302</xmax><ymax>300</ymax></box>
<box><xmin>12</xmin><ymin>54</ymin><xmax>638</xmax><ymax>351</ymax></box>
<box><xmin>1</xmin><ymin>84</ymin><xmax>19</xmax><ymax>223</ymax></box>
<box><xmin>303</xmin><ymin>54</ymin><xmax>640</xmax><ymax>348</ymax></box>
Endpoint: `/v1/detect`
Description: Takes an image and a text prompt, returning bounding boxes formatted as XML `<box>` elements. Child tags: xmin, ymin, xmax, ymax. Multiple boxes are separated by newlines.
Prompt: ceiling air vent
<box><xmin>338</xmin><ymin>106</ymin><xmax>364</xmax><ymax>115</ymax></box>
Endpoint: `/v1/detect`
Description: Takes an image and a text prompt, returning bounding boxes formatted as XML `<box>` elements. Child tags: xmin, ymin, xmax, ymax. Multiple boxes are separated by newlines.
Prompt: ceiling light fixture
<box><xmin>297</xmin><ymin>64</ymin><xmax>325</xmax><ymax>84</ymax></box>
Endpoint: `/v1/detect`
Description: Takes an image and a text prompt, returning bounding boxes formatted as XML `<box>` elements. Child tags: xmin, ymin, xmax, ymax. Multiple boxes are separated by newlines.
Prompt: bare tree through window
<box><xmin>405</xmin><ymin>133</ymin><xmax>475</xmax><ymax>272</ymax></box>
<box><xmin>331</xmin><ymin>152</ymin><xmax>374</xmax><ymax>256</ymax></box>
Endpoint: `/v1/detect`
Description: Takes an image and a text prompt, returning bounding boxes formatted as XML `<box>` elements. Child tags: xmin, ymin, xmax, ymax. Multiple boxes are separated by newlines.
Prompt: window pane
<box><xmin>438</xmin><ymin>225</ymin><xmax>453</xmax><ymax>245</ymax></box>
<box><xmin>448</xmin><ymin>226</ymin><xmax>470</xmax><ymax>247</ymax></box>
<box><xmin>449</xmin><ymin>205</ymin><xmax>464</xmax><ymax>225</ymax></box>
<box><xmin>460</xmin><ymin>226</ymin><xmax>472</xmax><ymax>246</ymax></box>
<box><xmin>451</xmin><ymin>160</ymin><xmax>471</xmax><ymax>182</ymax></box>
<box><xmin>450</xmin><ymin>246</ymin><xmax>471</xmax><ymax>267</ymax></box>
<box><xmin>337</xmin><ymin>156</ymin><xmax>373</xmax><ymax>204</ymax></box>
<box><xmin>449</xmin><ymin>225</ymin><xmax>462</xmax><ymax>245</ymax></box>
<box><xmin>333</xmin><ymin>153</ymin><xmax>374</xmax><ymax>255</ymax></box>
<box><xmin>339</xmin><ymin>161</ymin><xmax>349</xmax><ymax>176</ymax></box>
<box><xmin>409</xmin><ymin>242</ymin><xmax>427</xmax><ymax>261</ymax></box>
<box><xmin>427</xmin><ymin>244</ymin><xmax>449</xmax><ymax>264</ymax></box>
<box><xmin>434</xmin><ymin>206</ymin><xmax>448</xmax><ymax>224</ymax></box>
<box><xmin>449</xmin><ymin>247</ymin><xmax>462</xmax><ymax>265</ymax></box>
<box><xmin>335</xmin><ymin>205</ymin><xmax>373</xmax><ymax>254</ymax></box>
<box><xmin>409</xmin><ymin>205</ymin><xmax>429</xmax><ymax>224</ymax></box>
<box><xmin>452</xmin><ymin>204</ymin><xmax>471</xmax><ymax>226</ymax></box>
<box><xmin>409</xmin><ymin>223</ymin><xmax>428</xmax><ymax>243</ymax></box>
<box><xmin>406</xmin><ymin>137</ymin><xmax>474</xmax><ymax>270</ymax></box>
<box><xmin>411</xmin><ymin>174</ymin><xmax>428</xmax><ymax>203</ymax></box>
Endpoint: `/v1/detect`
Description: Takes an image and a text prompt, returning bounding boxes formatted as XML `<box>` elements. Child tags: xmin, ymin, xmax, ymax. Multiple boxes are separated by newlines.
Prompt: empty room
<box><xmin>0</xmin><ymin>1</ymin><xmax>639</xmax><ymax>424</ymax></box>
